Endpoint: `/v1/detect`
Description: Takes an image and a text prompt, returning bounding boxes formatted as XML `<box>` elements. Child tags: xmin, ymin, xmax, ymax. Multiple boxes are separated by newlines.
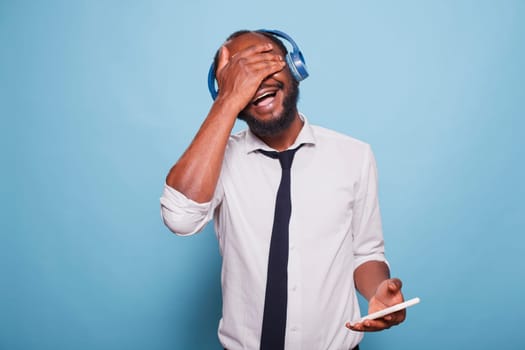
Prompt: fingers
<box><xmin>346</xmin><ymin>319</ymin><xmax>388</xmax><ymax>332</ymax></box>
<box><xmin>221</xmin><ymin>43</ymin><xmax>284</xmax><ymax>76</ymax></box>
<box><xmin>214</xmin><ymin>42</ymin><xmax>286</xmax><ymax>104</ymax></box>
<box><xmin>346</xmin><ymin>316</ymin><xmax>398</xmax><ymax>332</ymax></box>
<box><xmin>218</xmin><ymin>43</ymin><xmax>281</xmax><ymax>72</ymax></box>
<box><xmin>229</xmin><ymin>47</ymin><xmax>284</xmax><ymax>76</ymax></box>
<box><xmin>237</xmin><ymin>51</ymin><xmax>283</xmax><ymax>65</ymax></box>
<box><xmin>216</xmin><ymin>43</ymin><xmax>281</xmax><ymax>70</ymax></box>
<box><xmin>233</xmin><ymin>42</ymin><xmax>274</xmax><ymax>60</ymax></box>
<box><xmin>238</xmin><ymin>58</ymin><xmax>285</xmax><ymax>78</ymax></box>
<box><xmin>347</xmin><ymin>278</ymin><xmax>406</xmax><ymax>333</ymax></box>
<box><xmin>345</xmin><ymin>309</ymin><xmax>406</xmax><ymax>333</ymax></box>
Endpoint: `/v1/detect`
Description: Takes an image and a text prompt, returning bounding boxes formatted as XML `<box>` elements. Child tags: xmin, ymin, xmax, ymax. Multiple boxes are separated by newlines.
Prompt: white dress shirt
<box><xmin>160</xmin><ymin>116</ymin><xmax>387</xmax><ymax>350</ymax></box>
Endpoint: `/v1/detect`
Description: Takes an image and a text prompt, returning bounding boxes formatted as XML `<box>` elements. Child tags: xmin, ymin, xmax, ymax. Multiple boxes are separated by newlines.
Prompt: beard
<box><xmin>238</xmin><ymin>81</ymin><xmax>299</xmax><ymax>137</ymax></box>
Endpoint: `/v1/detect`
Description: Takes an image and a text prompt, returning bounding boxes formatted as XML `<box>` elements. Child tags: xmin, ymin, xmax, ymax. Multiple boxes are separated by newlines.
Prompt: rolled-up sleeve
<box><xmin>352</xmin><ymin>145</ymin><xmax>388</xmax><ymax>269</ymax></box>
<box><xmin>160</xmin><ymin>184</ymin><xmax>219</xmax><ymax>236</ymax></box>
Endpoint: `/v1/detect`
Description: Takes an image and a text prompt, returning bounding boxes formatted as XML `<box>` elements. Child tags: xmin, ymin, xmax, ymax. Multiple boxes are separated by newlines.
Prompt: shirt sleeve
<box><xmin>352</xmin><ymin>144</ymin><xmax>388</xmax><ymax>269</ymax></box>
<box><xmin>160</xmin><ymin>183</ymin><xmax>223</xmax><ymax>236</ymax></box>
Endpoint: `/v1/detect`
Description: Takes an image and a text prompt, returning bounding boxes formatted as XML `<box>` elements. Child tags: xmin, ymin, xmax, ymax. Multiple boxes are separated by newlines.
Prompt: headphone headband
<box><xmin>207</xmin><ymin>29</ymin><xmax>309</xmax><ymax>100</ymax></box>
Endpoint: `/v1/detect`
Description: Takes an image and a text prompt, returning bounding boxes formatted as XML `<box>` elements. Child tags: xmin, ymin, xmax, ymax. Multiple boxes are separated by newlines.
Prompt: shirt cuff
<box><xmin>160</xmin><ymin>183</ymin><xmax>214</xmax><ymax>236</ymax></box>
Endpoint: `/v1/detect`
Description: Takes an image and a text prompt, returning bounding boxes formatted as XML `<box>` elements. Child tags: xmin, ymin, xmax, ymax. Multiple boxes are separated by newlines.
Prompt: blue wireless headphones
<box><xmin>207</xmin><ymin>29</ymin><xmax>309</xmax><ymax>100</ymax></box>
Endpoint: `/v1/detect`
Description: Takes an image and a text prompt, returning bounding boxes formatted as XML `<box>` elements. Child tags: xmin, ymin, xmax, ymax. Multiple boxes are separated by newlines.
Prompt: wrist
<box><xmin>212</xmin><ymin>93</ymin><xmax>247</xmax><ymax>116</ymax></box>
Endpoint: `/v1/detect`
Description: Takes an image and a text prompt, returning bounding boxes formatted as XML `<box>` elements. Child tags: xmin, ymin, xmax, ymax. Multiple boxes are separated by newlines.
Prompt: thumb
<box><xmin>216</xmin><ymin>45</ymin><xmax>230</xmax><ymax>76</ymax></box>
<box><xmin>388</xmin><ymin>278</ymin><xmax>403</xmax><ymax>294</ymax></box>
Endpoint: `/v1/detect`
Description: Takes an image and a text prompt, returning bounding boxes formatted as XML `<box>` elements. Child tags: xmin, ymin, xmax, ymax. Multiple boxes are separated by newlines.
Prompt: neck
<box><xmin>256</xmin><ymin>113</ymin><xmax>304</xmax><ymax>152</ymax></box>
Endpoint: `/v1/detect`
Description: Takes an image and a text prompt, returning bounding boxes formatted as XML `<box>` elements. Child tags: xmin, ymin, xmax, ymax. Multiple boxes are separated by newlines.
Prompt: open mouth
<box><xmin>252</xmin><ymin>91</ymin><xmax>277</xmax><ymax>106</ymax></box>
<box><xmin>251</xmin><ymin>82</ymin><xmax>283</xmax><ymax>107</ymax></box>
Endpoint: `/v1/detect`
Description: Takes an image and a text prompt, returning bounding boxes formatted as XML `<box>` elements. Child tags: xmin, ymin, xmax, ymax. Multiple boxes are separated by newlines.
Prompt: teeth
<box><xmin>253</xmin><ymin>91</ymin><xmax>275</xmax><ymax>105</ymax></box>
<box><xmin>255</xmin><ymin>92</ymin><xmax>271</xmax><ymax>102</ymax></box>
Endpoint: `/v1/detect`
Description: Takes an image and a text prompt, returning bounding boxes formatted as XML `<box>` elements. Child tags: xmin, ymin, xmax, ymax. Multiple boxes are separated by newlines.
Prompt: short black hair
<box><xmin>212</xmin><ymin>30</ymin><xmax>289</xmax><ymax>78</ymax></box>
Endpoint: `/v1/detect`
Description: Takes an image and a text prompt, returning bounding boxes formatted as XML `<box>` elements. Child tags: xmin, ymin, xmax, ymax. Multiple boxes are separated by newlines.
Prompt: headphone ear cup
<box><xmin>286</xmin><ymin>51</ymin><xmax>309</xmax><ymax>82</ymax></box>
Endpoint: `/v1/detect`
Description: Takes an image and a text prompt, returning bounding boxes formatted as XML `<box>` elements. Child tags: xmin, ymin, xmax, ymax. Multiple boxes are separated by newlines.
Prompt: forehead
<box><xmin>225</xmin><ymin>32</ymin><xmax>283</xmax><ymax>57</ymax></box>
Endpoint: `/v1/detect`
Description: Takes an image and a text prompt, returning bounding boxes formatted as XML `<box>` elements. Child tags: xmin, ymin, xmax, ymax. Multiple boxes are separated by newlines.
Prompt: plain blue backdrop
<box><xmin>1</xmin><ymin>0</ymin><xmax>524</xmax><ymax>349</ymax></box>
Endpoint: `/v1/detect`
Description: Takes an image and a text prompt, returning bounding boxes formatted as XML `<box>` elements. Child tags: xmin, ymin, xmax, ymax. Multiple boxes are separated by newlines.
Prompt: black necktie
<box><xmin>259</xmin><ymin>145</ymin><xmax>302</xmax><ymax>350</ymax></box>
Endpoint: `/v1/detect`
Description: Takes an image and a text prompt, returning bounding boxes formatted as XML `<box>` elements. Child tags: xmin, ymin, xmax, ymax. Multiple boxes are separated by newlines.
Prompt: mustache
<box><xmin>258</xmin><ymin>81</ymin><xmax>284</xmax><ymax>90</ymax></box>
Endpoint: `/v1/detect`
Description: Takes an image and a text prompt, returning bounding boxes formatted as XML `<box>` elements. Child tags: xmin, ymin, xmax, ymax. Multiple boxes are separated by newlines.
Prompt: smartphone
<box><xmin>352</xmin><ymin>297</ymin><xmax>420</xmax><ymax>324</ymax></box>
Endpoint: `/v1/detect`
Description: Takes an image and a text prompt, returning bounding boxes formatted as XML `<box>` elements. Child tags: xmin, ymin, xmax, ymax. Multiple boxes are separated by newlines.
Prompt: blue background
<box><xmin>1</xmin><ymin>1</ymin><xmax>524</xmax><ymax>349</ymax></box>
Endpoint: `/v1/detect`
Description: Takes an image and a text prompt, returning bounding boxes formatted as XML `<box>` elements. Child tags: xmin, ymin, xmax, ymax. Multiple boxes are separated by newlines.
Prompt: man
<box><xmin>160</xmin><ymin>29</ymin><xmax>406</xmax><ymax>350</ymax></box>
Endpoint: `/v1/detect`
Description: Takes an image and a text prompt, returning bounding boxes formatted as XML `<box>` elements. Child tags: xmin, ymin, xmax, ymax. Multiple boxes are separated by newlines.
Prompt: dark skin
<box><xmin>349</xmin><ymin>265</ymin><xmax>406</xmax><ymax>331</ymax></box>
<box><xmin>165</xmin><ymin>32</ymin><xmax>406</xmax><ymax>332</ymax></box>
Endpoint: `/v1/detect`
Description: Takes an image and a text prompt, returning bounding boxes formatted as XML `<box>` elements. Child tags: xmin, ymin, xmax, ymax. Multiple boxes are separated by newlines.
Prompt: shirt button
<box><xmin>291</xmin><ymin>285</ymin><xmax>297</xmax><ymax>292</ymax></box>
<box><xmin>290</xmin><ymin>245</ymin><xmax>295</xmax><ymax>251</ymax></box>
<box><xmin>291</xmin><ymin>326</ymin><xmax>299</xmax><ymax>332</ymax></box>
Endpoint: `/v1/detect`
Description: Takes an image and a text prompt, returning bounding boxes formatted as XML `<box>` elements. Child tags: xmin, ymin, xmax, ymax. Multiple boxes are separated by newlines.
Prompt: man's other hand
<box><xmin>346</xmin><ymin>278</ymin><xmax>406</xmax><ymax>332</ymax></box>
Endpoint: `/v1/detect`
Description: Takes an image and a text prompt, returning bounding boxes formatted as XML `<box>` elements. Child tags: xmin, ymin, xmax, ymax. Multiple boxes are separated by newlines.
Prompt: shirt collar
<box><xmin>244</xmin><ymin>113</ymin><xmax>317</xmax><ymax>153</ymax></box>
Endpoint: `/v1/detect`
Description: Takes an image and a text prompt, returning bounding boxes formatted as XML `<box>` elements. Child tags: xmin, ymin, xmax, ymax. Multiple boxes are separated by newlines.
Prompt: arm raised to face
<box><xmin>165</xmin><ymin>34</ymin><xmax>286</xmax><ymax>203</ymax></box>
